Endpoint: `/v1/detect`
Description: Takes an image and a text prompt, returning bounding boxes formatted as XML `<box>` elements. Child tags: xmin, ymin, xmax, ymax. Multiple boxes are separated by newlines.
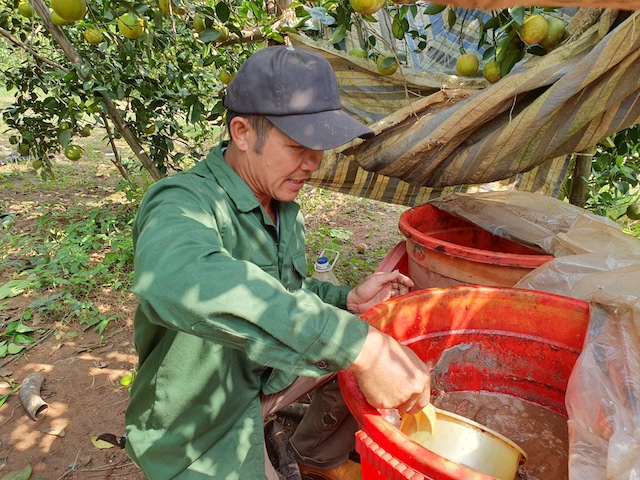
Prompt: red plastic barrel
<box><xmin>398</xmin><ymin>204</ymin><xmax>553</xmax><ymax>289</ymax></box>
<box><xmin>338</xmin><ymin>286</ymin><xmax>590</xmax><ymax>480</ymax></box>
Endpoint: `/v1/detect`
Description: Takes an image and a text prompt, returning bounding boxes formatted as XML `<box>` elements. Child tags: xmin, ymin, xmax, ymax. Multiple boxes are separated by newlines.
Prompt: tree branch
<box><xmin>0</xmin><ymin>26</ymin><xmax>66</xmax><ymax>71</ymax></box>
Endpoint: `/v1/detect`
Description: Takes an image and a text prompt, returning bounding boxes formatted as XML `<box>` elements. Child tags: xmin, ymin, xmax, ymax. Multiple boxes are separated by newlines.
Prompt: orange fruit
<box><xmin>79</xmin><ymin>125</ymin><xmax>93</xmax><ymax>137</ymax></box>
<box><xmin>18</xmin><ymin>143</ymin><xmax>30</xmax><ymax>156</ymax></box>
<box><xmin>84</xmin><ymin>28</ymin><xmax>104</xmax><ymax>45</ymax></box>
<box><xmin>483</xmin><ymin>59</ymin><xmax>501</xmax><ymax>83</ymax></box>
<box><xmin>118</xmin><ymin>13</ymin><xmax>145</xmax><ymax>39</ymax></box>
<box><xmin>349</xmin><ymin>47</ymin><xmax>368</xmax><ymax>58</ymax></box>
<box><xmin>627</xmin><ymin>203</ymin><xmax>640</xmax><ymax>220</ymax></box>
<box><xmin>456</xmin><ymin>53</ymin><xmax>479</xmax><ymax>77</ymax></box>
<box><xmin>64</xmin><ymin>145</ymin><xmax>83</xmax><ymax>161</ymax></box>
<box><xmin>376</xmin><ymin>52</ymin><xmax>398</xmax><ymax>75</ymax></box>
<box><xmin>349</xmin><ymin>0</ymin><xmax>386</xmax><ymax>15</ymax></box>
<box><xmin>218</xmin><ymin>70</ymin><xmax>234</xmax><ymax>85</ymax></box>
<box><xmin>518</xmin><ymin>15</ymin><xmax>548</xmax><ymax>45</ymax></box>
<box><xmin>158</xmin><ymin>0</ymin><xmax>185</xmax><ymax>15</ymax></box>
<box><xmin>51</xmin><ymin>0</ymin><xmax>87</xmax><ymax>22</ymax></box>
<box><xmin>50</xmin><ymin>10</ymin><xmax>69</xmax><ymax>26</ymax></box>
<box><xmin>18</xmin><ymin>1</ymin><xmax>34</xmax><ymax>18</ymax></box>
<box><xmin>539</xmin><ymin>17</ymin><xmax>565</xmax><ymax>51</ymax></box>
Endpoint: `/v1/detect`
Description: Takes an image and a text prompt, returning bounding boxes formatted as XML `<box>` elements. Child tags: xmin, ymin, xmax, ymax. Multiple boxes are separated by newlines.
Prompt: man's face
<box><xmin>237</xmin><ymin>121</ymin><xmax>324</xmax><ymax>205</ymax></box>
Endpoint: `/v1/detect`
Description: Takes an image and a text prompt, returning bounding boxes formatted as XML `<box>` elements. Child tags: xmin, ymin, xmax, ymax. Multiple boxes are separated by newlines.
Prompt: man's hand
<box><xmin>347</xmin><ymin>326</ymin><xmax>431</xmax><ymax>414</ymax></box>
<box><xmin>346</xmin><ymin>270</ymin><xmax>414</xmax><ymax>314</ymax></box>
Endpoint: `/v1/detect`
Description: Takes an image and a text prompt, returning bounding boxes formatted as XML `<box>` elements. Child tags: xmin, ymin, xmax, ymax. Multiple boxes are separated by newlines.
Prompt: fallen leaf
<box><xmin>91</xmin><ymin>436</ymin><xmax>115</xmax><ymax>449</ymax></box>
<box><xmin>0</xmin><ymin>464</ymin><xmax>32</xmax><ymax>480</ymax></box>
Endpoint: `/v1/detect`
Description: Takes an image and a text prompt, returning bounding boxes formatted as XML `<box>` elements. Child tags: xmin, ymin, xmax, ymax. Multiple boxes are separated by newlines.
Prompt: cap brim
<box><xmin>266</xmin><ymin>110</ymin><xmax>375</xmax><ymax>151</ymax></box>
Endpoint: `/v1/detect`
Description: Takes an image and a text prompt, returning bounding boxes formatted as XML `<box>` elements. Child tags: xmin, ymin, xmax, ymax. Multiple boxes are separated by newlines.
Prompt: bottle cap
<box><xmin>315</xmin><ymin>256</ymin><xmax>331</xmax><ymax>272</ymax></box>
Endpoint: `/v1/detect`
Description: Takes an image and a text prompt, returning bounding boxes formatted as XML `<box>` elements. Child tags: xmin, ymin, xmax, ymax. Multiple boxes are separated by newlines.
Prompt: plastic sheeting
<box><xmin>428</xmin><ymin>190</ymin><xmax>640</xmax><ymax>480</ymax></box>
<box><xmin>291</xmin><ymin>9</ymin><xmax>640</xmax><ymax>207</ymax></box>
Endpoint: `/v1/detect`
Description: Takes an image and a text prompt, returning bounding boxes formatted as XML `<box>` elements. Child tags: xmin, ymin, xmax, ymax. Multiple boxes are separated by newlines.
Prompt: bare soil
<box><xmin>0</xmin><ymin>153</ymin><xmax>406</xmax><ymax>479</ymax></box>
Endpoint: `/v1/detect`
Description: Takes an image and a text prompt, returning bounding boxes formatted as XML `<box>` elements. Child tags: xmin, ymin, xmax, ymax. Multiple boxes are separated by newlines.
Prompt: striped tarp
<box><xmin>292</xmin><ymin>8</ymin><xmax>640</xmax><ymax>207</ymax></box>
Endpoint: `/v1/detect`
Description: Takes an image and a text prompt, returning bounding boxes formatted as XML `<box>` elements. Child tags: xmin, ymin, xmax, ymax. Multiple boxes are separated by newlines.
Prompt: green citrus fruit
<box><xmin>349</xmin><ymin>0</ymin><xmax>386</xmax><ymax>15</ymax></box>
<box><xmin>349</xmin><ymin>47</ymin><xmax>368</xmax><ymax>58</ymax></box>
<box><xmin>118</xmin><ymin>13</ymin><xmax>145</xmax><ymax>39</ymax></box>
<box><xmin>50</xmin><ymin>10</ymin><xmax>69</xmax><ymax>26</ymax></box>
<box><xmin>539</xmin><ymin>16</ymin><xmax>565</xmax><ymax>52</ymax></box>
<box><xmin>18</xmin><ymin>1</ymin><xmax>34</xmax><ymax>18</ymax></box>
<box><xmin>32</xmin><ymin>160</ymin><xmax>44</xmax><ymax>169</ymax></box>
<box><xmin>142</xmin><ymin>123</ymin><xmax>156</xmax><ymax>134</ymax></box>
<box><xmin>376</xmin><ymin>52</ymin><xmax>398</xmax><ymax>75</ymax></box>
<box><xmin>64</xmin><ymin>145</ymin><xmax>83</xmax><ymax>161</ymax></box>
<box><xmin>79</xmin><ymin>125</ymin><xmax>93</xmax><ymax>137</ymax></box>
<box><xmin>51</xmin><ymin>0</ymin><xmax>86</xmax><ymax>22</ymax></box>
<box><xmin>456</xmin><ymin>53</ymin><xmax>479</xmax><ymax>77</ymax></box>
<box><xmin>84</xmin><ymin>28</ymin><xmax>103</xmax><ymax>45</ymax></box>
<box><xmin>59</xmin><ymin>120</ymin><xmax>71</xmax><ymax>130</ymax></box>
<box><xmin>193</xmin><ymin>15</ymin><xmax>206</xmax><ymax>33</ymax></box>
<box><xmin>626</xmin><ymin>203</ymin><xmax>640</xmax><ymax>220</ymax></box>
<box><xmin>518</xmin><ymin>14</ymin><xmax>548</xmax><ymax>45</ymax></box>
<box><xmin>483</xmin><ymin>59</ymin><xmax>501</xmax><ymax>83</ymax></box>
<box><xmin>218</xmin><ymin>70</ymin><xmax>234</xmax><ymax>85</ymax></box>
<box><xmin>18</xmin><ymin>143</ymin><xmax>30</xmax><ymax>156</ymax></box>
<box><xmin>158</xmin><ymin>0</ymin><xmax>185</xmax><ymax>15</ymax></box>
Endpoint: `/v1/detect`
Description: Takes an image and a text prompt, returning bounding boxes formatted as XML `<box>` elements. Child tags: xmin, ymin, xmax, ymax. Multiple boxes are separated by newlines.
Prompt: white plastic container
<box><xmin>311</xmin><ymin>250</ymin><xmax>340</xmax><ymax>286</ymax></box>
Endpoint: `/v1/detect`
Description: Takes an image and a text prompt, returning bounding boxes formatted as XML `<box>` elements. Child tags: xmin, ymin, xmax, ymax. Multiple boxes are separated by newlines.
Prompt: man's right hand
<box><xmin>347</xmin><ymin>325</ymin><xmax>431</xmax><ymax>414</ymax></box>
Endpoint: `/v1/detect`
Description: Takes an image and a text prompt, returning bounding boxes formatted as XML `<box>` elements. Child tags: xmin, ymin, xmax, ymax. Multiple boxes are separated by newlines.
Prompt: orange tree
<box><xmin>0</xmin><ymin>0</ymin><xmax>564</xmax><ymax>181</ymax></box>
<box><xmin>1</xmin><ymin>0</ymin><xmax>282</xmax><ymax>180</ymax></box>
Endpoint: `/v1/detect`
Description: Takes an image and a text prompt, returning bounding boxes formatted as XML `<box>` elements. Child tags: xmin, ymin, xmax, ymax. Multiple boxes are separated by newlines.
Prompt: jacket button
<box><xmin>315</xmin><ymin>360</ymin><xmax>328</xmax><ymax>369</ymax></box>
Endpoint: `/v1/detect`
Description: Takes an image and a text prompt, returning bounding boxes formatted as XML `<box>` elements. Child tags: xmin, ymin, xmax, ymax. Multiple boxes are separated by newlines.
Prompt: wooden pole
<box><xmin>568</xmin><ymin>147</ymin><xmax>596</xmax><ymax>207</ymax></box>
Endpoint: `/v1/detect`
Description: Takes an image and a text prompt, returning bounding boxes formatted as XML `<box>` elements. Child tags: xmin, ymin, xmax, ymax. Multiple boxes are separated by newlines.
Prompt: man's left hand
<box><xmin>346</xmin><ymin>270</ymin><xmax>414</xmax><ymax>314</ymax></box>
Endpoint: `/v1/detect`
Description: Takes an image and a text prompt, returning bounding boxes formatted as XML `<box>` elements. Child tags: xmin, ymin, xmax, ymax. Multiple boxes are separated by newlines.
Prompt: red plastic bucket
<box><xmin>398</xmin><ymin>204</ymin><xmax>553</xmax><ymax>289</ymax></box>
<box><xmin>338</xmin><ymin>286</ymin><xmax>590</xmax><ymax>480</ymax></box>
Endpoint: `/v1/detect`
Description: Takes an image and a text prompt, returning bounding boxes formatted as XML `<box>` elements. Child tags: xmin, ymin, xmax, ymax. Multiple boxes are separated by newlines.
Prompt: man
<box><xmin>125</xmin><ymin>45</ymin><xmax>431</xmax><ymax>480</ymax></box>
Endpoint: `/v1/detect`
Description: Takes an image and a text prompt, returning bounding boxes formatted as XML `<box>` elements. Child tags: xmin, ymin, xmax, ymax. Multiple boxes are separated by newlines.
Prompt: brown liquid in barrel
<box><xmin>432</xmin><ymin>391</ymin><xmax>569</xmax><ymax>480</ymax></box>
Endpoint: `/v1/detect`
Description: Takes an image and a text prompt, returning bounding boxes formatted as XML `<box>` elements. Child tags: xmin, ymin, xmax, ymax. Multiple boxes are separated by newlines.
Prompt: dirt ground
<box><xmin>0</xmin><ymin>154</ymin><xmax>407</xmax><ymax>479</ymax></box>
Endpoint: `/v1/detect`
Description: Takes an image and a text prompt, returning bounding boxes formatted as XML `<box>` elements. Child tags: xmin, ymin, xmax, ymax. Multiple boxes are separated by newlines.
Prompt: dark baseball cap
<box><xmin>223</xmin><ymin>45</ymin><xmax>375</xmax><ymax>150</ymax></box>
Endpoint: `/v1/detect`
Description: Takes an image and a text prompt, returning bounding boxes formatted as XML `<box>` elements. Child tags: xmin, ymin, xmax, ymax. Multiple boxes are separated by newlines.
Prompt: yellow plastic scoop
<box><xmin>399</xmin><ymin>404</ymin><xmax>527</xmax><ymax>480</ymax></box>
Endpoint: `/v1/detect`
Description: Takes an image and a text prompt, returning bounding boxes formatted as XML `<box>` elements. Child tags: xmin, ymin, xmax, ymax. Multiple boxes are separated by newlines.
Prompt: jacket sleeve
<box><xmin>132</xmin><ymin>180</ymin><xmax>369</xmax><ymax>377</ymax></box>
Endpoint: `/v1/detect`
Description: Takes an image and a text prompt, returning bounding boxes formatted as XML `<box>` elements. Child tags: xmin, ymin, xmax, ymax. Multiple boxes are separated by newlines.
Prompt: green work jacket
<box><xmin>125</xmin><ymin>143</ymin><xmax>369</xmax><ymax>479</ymax></box>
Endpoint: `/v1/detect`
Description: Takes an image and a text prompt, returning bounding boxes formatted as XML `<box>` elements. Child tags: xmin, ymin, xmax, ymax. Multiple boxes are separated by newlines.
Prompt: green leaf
<box><xmin>57</xmin><ymin>128</ymin><xmax>73</xmax><ymax>148</ymax></box>
<box><xmin>198</xmin><ymin>29</ymin><xmax>222</xmax><ymax>44</ymax></box>
<box><xmin>394</xmin><ymin>16</ymin><xmax>410</xmax><ymax>40</ymax></box>
<box><xmin>14</xmin><ymin>322</ymin><xmax>34</xmax><ymax>334</ymax></box>
<box><xmin>189</xmin><ymin>102</ymin><xmax>204</xmax><ymax>124</ymax></box>
<box><xmin>527</xmin><ymin>45</ymin><xmax>546</xmax><ymax>56</ymax></box>
<box><xmin>508</xmin><ymin>7</ymin><xmax>525</xmax><ymax>26</ymax></box>
<box><xmin>423</xmin><ymin>3</ymin><xmax>447</xmax><ymax>15</ymax></box>
<box><xmin>7</xmin><ymin>343</ymin><xmax>24</xmax><ymax>355</ymax></box>
<box><xmin>0</xmin><ymin>280</ymin><xmax>35</xmax><ymax>300</ymax></box>
<box><xmin>2</xmin><ymin>464</ymin><xmax>32</xmax><ymax>480</ymax></box>
<box><xmin>501</xmin><ymin>47</ymin><xmax>524</xmax><ymax>77</ymax></box>
<box><xmin>483</xmin><ymin>16</ymin><xmax>501</xmax><ymax>31</ymax></box>
<box><xmin>13</xmin><ymin>334</ymin><xmax>36</xmax><ymax>345</ymax></box>
<box><xmin>120</xmin><ymin>373</ymin><xmax>135</xmax><ymax>386</ymax></box>
<box><xmin>215</xmin><ymin>2</ymin><xmax>230</xmax><ymax>22</ymax></box>
<box><xmin>0</xmin><ymin>385</ymin><xmax>21</xmax><ymax>409</ymax></box>
<box><xmin>447</xmin><ymin>8</ymin><xmax>457</xmax><ymax>29</ymax></box>
<box><xmin>328</xmin><ymin>24</ymin><xmax>347</xmax><ymax>44</ymax></box>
